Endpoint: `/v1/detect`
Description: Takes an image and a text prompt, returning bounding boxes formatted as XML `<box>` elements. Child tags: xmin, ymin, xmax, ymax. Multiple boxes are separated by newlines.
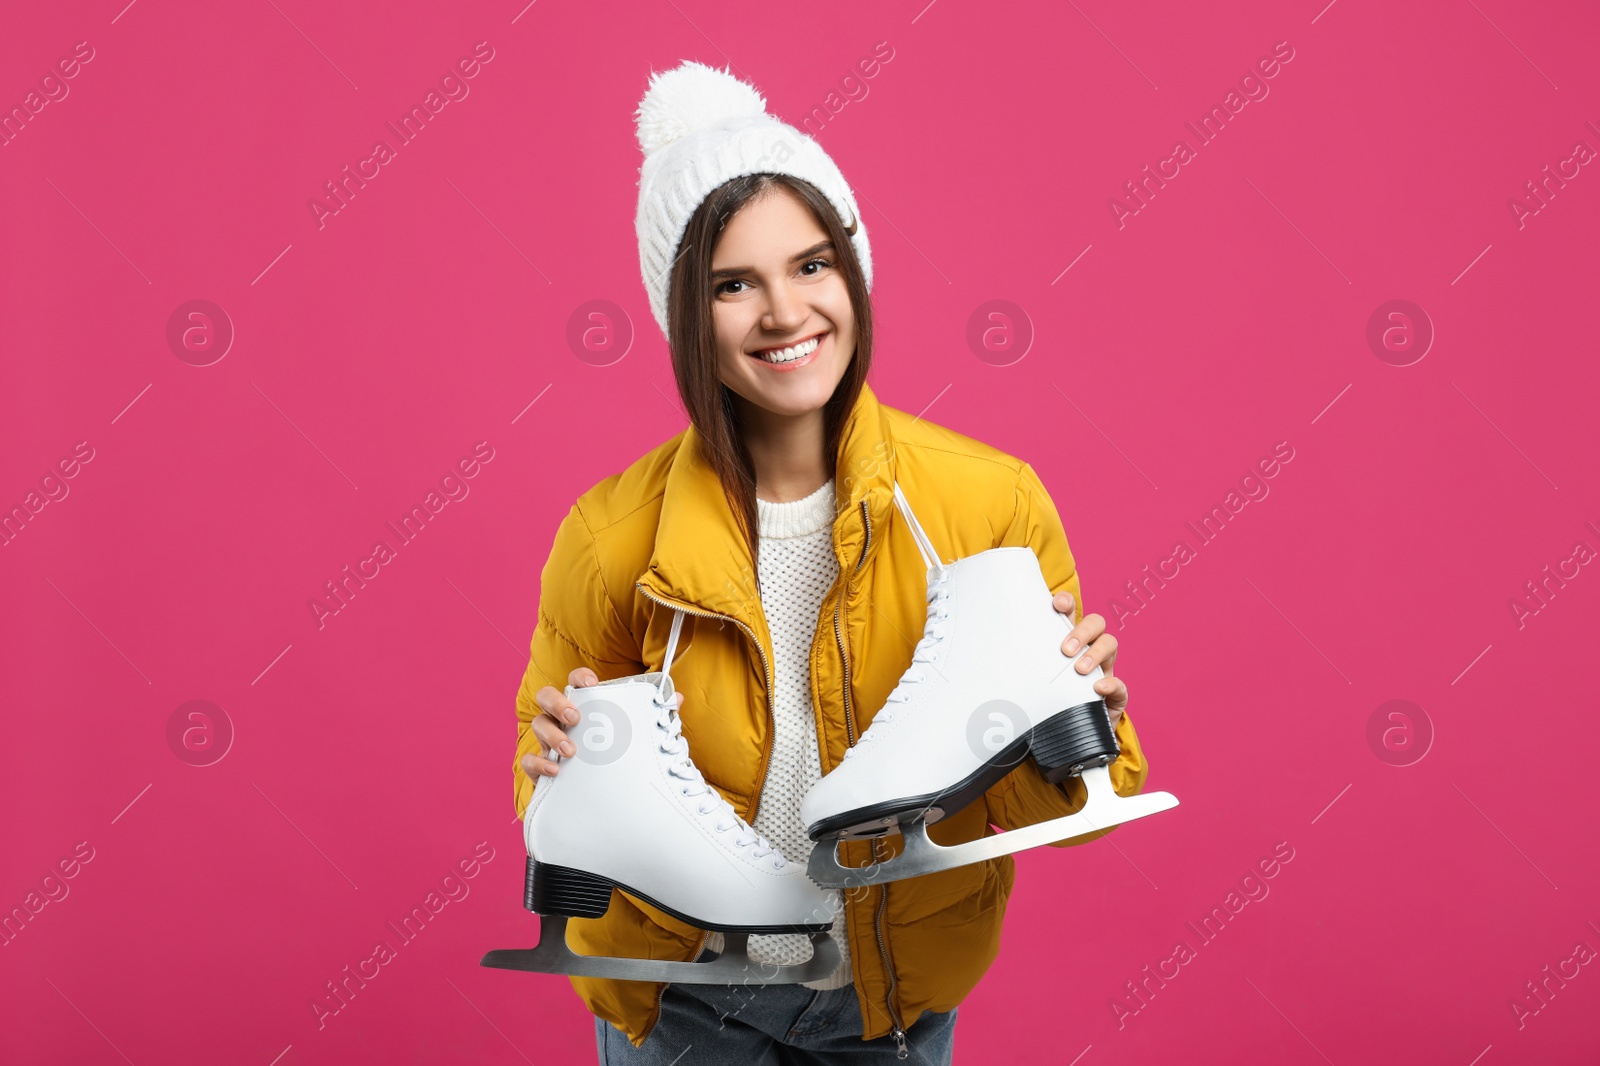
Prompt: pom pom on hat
<box><xmin>634</xmin><ymin>60</ymin><xmax>768</xmax><ymax>157</ymax></box>
<box><xmin>632</xmin><ymin>59</ymin><xmax>873</xmax><ymax>340</ymax></box>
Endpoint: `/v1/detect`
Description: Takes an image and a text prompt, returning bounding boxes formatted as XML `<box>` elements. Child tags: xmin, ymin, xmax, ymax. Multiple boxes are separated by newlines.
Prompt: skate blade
<box><xmin>807</xmin><ymin>765</ymin><xmax>1179</xmax><ymax>888</ymax></box>
<box><xmin>481</xmin><ymin>916</ymin><xmax>843</xmax><ymax>985</ymax></box>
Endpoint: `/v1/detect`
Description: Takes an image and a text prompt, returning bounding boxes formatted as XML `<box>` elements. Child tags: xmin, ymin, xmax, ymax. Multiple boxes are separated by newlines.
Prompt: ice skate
<box><xmin>802</xmin><ymin>482</ymin><xmax>1179</xmax><ymax>889</ymax></box>
<box><xmin>483</xmin><ymin>609</ymin><xmax>843</xmax><ymax>983</ymax></box>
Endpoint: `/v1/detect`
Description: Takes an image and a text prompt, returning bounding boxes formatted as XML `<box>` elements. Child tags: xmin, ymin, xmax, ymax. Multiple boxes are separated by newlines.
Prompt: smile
<box><xmin>747</xmin><ymin>331</ymin><xmax>826</xmax><ymax>367</ymax></box>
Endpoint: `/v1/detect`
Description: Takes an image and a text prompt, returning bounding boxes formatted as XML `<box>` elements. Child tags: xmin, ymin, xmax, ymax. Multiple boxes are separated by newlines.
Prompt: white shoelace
<box><xmin>845</xmin><ymin>567</ymin><xmax>953</xmax><ymax>759</ymax></box>
<box><xmin>653</xmin><ymin>689</ymin><xmax>786</xmax><ymax>869</ymax></box>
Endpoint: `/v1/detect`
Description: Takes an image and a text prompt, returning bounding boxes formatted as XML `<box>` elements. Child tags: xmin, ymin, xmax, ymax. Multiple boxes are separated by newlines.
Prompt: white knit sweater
<box><xmin>704</xmin><ymin>477</ymin><xmax>851</xmax><ymax>989</ymax></box>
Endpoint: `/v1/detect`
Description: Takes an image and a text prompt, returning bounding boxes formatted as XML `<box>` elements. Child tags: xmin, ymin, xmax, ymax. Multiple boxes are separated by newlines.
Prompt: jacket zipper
<box><xmin>833</xmin><ymin>497</ymin><xmax>872</xmax><ymax>746</ymax></box>
<box><xmin>635</xmin><ymin>583</ymin><xmax>774</xmax><ymax>1044</ymax></box>
<box><xmin>835</xmin><ymin>499</ymin><xmax>906</xmax><ymax>1055</ymax></box>
<box><xmin>873</xmin><ymin>837</ymin><xmax>908</xmax><ymax>1058</ymax></box>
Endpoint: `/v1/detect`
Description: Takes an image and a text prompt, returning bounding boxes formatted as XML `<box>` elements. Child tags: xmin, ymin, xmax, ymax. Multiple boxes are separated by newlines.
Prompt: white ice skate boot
<box><xmin>483</xmin><ymin>609</ymin><xmax>843</xmax><ymax>983</ymax></box>
<box><xmin>802</xmin><ymin>482</ymin><xmax>1179</xmax><ymax>889</ymax></box>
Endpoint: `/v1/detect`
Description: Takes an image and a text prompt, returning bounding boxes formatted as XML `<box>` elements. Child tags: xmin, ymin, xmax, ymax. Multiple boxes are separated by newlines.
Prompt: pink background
<box><xmin>3</xmin><ymin>0</ymin><xmax>1598</xmax><ymax>1063</ymax></box>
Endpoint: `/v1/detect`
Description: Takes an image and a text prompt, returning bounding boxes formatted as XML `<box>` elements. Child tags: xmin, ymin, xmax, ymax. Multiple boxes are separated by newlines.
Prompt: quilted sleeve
<box><xmin>513</xmin><ymin>503</ymin><xmax>643</xmax><ymax>820</ymax></box>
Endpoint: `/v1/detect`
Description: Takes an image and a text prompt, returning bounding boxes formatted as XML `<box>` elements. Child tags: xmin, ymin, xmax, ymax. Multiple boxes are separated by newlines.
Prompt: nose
<box><xmin>761</xmin><ymin>280</ymin><xmax>808</xmax><ymax>334</ymax></box>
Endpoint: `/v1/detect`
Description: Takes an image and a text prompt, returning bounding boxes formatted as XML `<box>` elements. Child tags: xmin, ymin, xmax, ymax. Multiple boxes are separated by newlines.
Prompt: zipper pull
<box><xmin>892</xmin><ymin>1026</ymin><xmax>908</xmax><ymax>1059</ymax></box>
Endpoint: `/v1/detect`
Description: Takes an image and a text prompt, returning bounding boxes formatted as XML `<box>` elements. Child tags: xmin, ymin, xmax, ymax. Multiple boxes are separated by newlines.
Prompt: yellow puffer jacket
<box><xmin>512</xmin><ymin>380</ymin><xmax>1151</xmax><ymax>1047</ymax></box>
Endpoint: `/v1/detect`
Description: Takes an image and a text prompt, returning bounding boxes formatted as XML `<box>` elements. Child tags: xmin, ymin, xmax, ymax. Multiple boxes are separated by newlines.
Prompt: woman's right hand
<box><xmin>521</xmin><ymin>666</ymin><xmax>600</xmax><ymax>779</ymax></box>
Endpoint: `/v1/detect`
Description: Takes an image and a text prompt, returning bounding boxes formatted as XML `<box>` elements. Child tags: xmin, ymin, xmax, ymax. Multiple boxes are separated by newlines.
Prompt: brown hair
<box><xmin>665</xmin><ymin>174</ymin><xmax>874</xmax><ymax>577</ymax></box>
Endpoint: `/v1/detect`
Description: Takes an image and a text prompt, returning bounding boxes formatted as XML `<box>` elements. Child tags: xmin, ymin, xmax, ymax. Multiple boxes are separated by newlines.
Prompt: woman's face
<box><xmin>709</xmin><ymin>186</ymin><xmax>856</xmax><ymax>420</ymax></box>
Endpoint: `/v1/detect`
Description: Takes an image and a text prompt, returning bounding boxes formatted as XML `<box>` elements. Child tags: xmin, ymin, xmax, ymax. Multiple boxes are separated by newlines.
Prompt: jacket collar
<box><xmin>637</xmin><ymin>380</ymin><xmax>897</xmax><ymax>633</ymax></box>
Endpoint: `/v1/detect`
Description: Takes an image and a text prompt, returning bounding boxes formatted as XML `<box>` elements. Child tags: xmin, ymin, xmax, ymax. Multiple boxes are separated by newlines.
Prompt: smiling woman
<box><xmin>508</xmin><ymin>58</ymin><xmax>1148</xmax><ymax>1065</ymax></box>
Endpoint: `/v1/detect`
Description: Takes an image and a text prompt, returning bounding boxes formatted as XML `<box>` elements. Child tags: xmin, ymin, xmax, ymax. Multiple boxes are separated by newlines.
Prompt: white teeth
<box><xmin>753</xmin><ymin>334</ymin><xmax>821</xmax><ymax>364</ymax></box>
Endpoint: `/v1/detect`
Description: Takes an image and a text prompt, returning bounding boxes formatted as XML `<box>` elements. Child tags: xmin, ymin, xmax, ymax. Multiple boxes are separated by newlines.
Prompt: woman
<box><xmin>512</xmin><ymin>61</ymin><xmax>1150</xmax><ymax>1064</ymax></box>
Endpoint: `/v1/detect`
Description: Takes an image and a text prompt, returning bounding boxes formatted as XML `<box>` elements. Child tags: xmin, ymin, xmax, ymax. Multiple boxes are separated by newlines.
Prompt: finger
<box><xmin>1094</xmin><ymin>675</ymin><xmax>1127</xmax><ymax>709</ymax></box>
<box><xmin>521</xmin><ymin>753</ymin><xmax>560</xmax><ymax>778</ymax></box>
<box><xmin>532</xmin><ymin>713</ymin><xmax>577</xmax><ymax>758</ymax></box>
<box><xmin>536</xmin><ymin>686</ymin><xmax>582</xmax><ymax>727</ymax></box>
<box><xmin>1053</xmin><ymin>590</ymin><xmax>1076</xmax><ymax>618</ymax></box>
<box><xmin>1074</xmin><ymin>630</ymin><xmax>1117</xmax><ymax>674</ymax></box>
<box><xmin>1063</xmin><ymin>612</ymin><xmax>1106</xmax><ymax>656</ymax></box>
<box><xmin>568</xmin><ymin>666</ymin><xmax>600</xmax><ymax>688</ymax></box>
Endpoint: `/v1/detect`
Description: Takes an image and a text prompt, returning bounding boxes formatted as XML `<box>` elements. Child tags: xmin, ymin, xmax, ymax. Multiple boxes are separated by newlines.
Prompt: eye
<box><xmin>715</xmin><ymin>279</ymin><xmax>747</xmax><ymax>296</ymax></box>
<box><xmin>800</xmin><ymin>257</ymin><xmax>833</xmax><ymax>276</ymax></box>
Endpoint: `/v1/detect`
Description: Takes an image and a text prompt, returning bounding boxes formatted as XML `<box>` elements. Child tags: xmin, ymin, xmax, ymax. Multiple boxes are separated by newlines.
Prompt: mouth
<box><xmin>746</xmin><ymin>330</ymin><xmax>827</xmax><ymax>369</ymax></box>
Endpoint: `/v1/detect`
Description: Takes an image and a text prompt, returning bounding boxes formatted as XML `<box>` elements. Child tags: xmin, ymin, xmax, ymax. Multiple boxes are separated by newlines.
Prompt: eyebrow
<box><xmin>710</xmin><ymin>240</ymin><xmax>835</xmax><ymax>281</ymax></box>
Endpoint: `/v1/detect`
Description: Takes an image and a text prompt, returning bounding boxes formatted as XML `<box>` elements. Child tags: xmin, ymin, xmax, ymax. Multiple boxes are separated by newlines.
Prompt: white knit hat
<box><xmin>633</xmin><ymin>60</ymin><xmax>873</xmax><ymax>341</ymax></box>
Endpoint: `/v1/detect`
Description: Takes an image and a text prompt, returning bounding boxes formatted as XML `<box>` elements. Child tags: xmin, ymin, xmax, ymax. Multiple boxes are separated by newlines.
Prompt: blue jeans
<box><xmin>595</xmin><ymin>956</ymin><xmax>958</xmax><ymax>1064</ymax></box>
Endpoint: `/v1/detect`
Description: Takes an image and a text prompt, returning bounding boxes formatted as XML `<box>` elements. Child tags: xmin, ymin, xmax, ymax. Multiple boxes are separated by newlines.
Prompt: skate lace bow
<box><xmin>653</xmin><ymin>608</ymin><xmax>786</xmax><ymax>869</ymax></box>
<box><xmin>849</xmin><ymin>483</ymin><xmax>950</xmax><ymax>759</ymax></box>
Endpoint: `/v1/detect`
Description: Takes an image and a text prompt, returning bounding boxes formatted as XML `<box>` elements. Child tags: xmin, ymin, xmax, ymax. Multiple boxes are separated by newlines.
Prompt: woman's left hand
<box><xmin>1053</xmin><ymin>591</ymin><xmax>1125</xmax><ymax>729</ymax></box>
